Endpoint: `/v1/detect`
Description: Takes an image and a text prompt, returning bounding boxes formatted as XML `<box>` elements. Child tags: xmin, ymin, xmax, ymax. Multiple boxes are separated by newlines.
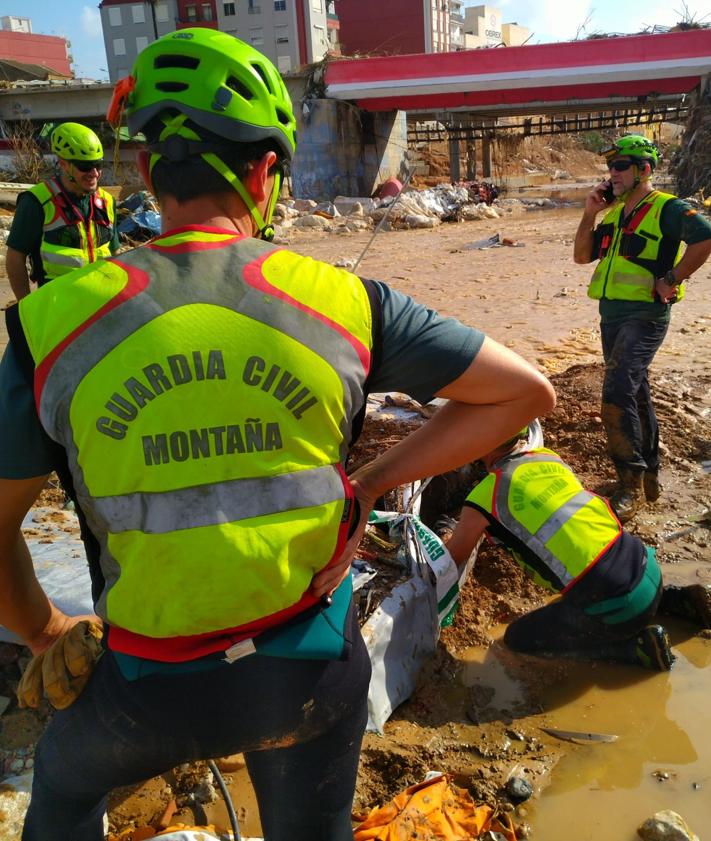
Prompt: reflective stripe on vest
<box><xmin>28</xmin><ymin>180</ymin><xmax>115</xmax><ymax>280</ymax></box>
<box><xmin>587</xmin><ymin>190</ymin><xmax>684</xmax><ymax>303</ymax></box>
<box><xmin>466</xmin><ymin>449</ymin><xmax>621</xmax><ymax>593</ymax></box>
<box><xmin>19</xmin><ymin>227</ymin><xmax>373</xmax><ymax>651</ymax></box>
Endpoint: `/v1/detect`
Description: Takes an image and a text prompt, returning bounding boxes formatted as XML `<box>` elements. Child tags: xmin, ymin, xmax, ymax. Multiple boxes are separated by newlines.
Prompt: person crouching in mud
<box><xmin>443</xmin><ymin>425</ymin><xmax>711</xmax><ymax>671</ymax></box>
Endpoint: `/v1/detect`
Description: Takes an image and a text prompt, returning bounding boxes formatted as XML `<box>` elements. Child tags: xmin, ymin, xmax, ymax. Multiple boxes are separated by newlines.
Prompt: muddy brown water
<box><xmin>459</xmin><ymin>625</ymin><xmax>711</xmax><ymax>840</ymax></box>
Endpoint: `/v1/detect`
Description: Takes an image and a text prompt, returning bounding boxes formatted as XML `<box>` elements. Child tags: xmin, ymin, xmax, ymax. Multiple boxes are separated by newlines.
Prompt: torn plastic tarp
<box><xmin>117</xmin><ymin>209</ymin><xmax>161</xmax><ymax>239</ymax></box>
<box><xmin>361</xmin><ymin>489</ymin><xmax>474</xmax><ymax>733</ymax></box>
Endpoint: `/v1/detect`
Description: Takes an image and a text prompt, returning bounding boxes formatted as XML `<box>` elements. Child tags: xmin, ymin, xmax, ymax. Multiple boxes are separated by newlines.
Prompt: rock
<box><xmin>292</xmin><ymin>198</ymin><xmax>317</xmax><ymax>211</ymax></box>
<box><xmin>334</xmin><ymin>196</ymin><xmax>377</xmax><ymax>216</ymax></box>
<box><xmin>0</xmin><ymin>695</ymin><xmax>11</xmax><ymax>716</ymax></box>
<box><xmin>0</xmin><ymin>214</ymin><xmax>14</xmax><ymax>230</ymax></box>
<box><xmin>214</xmin><ymin>753</ymin><xmax>246</xmax><ymax>773</ymax></box>
<box><xmin>480</xmin><ymin>205</ymin><xmax>499</xmax><ymax>219</ymax></box>
<box><xmin>293</xmin><ymin>215</ymin><xmax>331</xmax><ymax>230</ymax></box>
<box><xmin>637</xmin><ymin>810</ymin><xmax>700</xmax><ymax>841</ymax></box>
<box><xmin>0</xmin><ymin>772</ymin><xmax>33</xmax><ymax>839</ymax></box>
<box><xmin>334</xmin><ymin>258</ymin><xmax>355</xmax><ymax>269</ymax></box>
<box><xmin>343</xmin><ymin>217</ymin><xmax>373</xmax><ymax>232</ymax></box>
<box><xmin>506</xmin><ymin>776</ymin><xmax>533</xmax><ymax>802</ymax></box>
<box><xmin>401</xmin><ymin>213</ymin><xmax>440</xmax><ymax>229</ymax></box>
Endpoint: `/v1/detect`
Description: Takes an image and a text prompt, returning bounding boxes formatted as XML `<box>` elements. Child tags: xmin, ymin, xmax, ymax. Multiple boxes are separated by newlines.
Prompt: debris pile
<box><xmin>674</xmin><ymin>81</ymin><xmax>711</xmax><ymax>199</ymax></box>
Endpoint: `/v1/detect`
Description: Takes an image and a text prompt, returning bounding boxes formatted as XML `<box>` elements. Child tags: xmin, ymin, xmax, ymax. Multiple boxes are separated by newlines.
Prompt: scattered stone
<box><xmin>214</xmin><ymin>753</ymin><xmax>246</xmax><ymax>773</ymax></box>
<box><xmin>637</xmin><ymin>810</ymin><xmax>700</xmax><ymax>841</ymax></box>
<box><xmin>293</xmin><ymin>215</ymin><xmax>331</xmax><ymax>230</ymax></box>
<box><xmin>0</xmin><ymin>695</ymin><xmax>11</xmax><ymax>716</ymax></box>
<box><xmin>506</xmin><ymin>777</ymin><xmax>533</xmax><ymax>802</ymax></box>
<box><xmin>334</xmin><ymin>258</ymin><xmax>355</xmax><ymax>269</ymax></box>
<box><xmin>333</xmin><ymin>196</ymin><xmax>377</xmax><ymax>216</ymax></box>
<box><xmin>292</xmin><ymin>198</ymin><xmax>317</xmax><ymax>211</ymax></box>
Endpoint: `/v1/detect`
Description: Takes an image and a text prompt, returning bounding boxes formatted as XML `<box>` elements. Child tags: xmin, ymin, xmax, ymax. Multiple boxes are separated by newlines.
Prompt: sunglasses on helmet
<box><xmin>71</xmin><ymin>160</ymin><xmax>104</xmax><ymax>173</ymax></box>
<box><xmin>607</xmin><ymin>159</ymin><xmax>636</xmax><ymax>172</ymax></box>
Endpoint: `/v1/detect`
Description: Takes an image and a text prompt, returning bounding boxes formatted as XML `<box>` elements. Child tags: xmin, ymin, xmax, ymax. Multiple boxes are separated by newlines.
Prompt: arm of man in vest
<box><xmin>655</xmin><ymin>240</ymin><xmax>711</xmax><ymax>303</ymax></box>
<box><xmin>573</xmin><ymin>181</ymin><xmax>610</xmax><ymax>264</ymax></box>
<box><xmin>0</xmin><ymin>475</ymin><xmax>103</xmax><ymax>709</ymax></box>
<box><xmin>311</xmin><ymin>337</ymin><xmax>556</xmax><ymax>597</ymax></box>
<box><xmin>0</xmin><ymin>475</ymin><xmax>82</xmax><ymax>654</ymax></box>
<box><xmin>6</xmin><ymin>193</ymin><xmax>45</xmax><ymax>300</ymax></box>
<box><xmin>445</xmin><ymin>507</ymin><xmax>489</xmax><ymax>572</ymax></box>
<box><xmin>5</xmin><ymin>248</ymin><xmax>32</xmax><ymax>301</ymax></box>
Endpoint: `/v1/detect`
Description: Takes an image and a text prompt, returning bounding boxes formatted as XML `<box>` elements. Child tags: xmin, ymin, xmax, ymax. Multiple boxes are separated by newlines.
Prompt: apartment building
<box><xmin>336</xmin><ymin>1</ymin><xmax>530</xmax><ymax>56</ymax></box>
<box><xmin>335</xmin><ymin>0</ymin><xmax>450</xmax><ymax>55</ymax></box>
<box><xmin>462</xmin><ymin>5</ymin><xmax>531</xmax><ymax>48</ymax></box>
<box><xmin>100</xmin><ymin>0</ymin><xmax>338</xmax><ymax>82</ymax></box>
<box><xmin>0</xmin><ymin>16</ymin><xmax>73</xmax><ymax>77</ymax></box>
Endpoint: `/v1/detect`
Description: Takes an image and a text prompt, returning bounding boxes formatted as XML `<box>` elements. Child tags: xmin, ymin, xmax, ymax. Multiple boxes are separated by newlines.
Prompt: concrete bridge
<box><xmin>325</xmin><ymin>29</ymin><xmax>711</xmax><ymax>116</ymax></box>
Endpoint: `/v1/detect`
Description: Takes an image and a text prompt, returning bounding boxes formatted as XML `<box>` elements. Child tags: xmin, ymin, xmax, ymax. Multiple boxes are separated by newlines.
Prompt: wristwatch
<box><xmin>662</xmin><ymin>269</ymin><xmax>680</xmax><ymax>287</ymax></box>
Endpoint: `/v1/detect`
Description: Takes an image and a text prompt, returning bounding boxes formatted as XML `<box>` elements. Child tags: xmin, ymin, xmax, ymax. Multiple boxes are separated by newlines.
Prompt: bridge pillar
<box><xmin>482</xmin><ymin>132</ymin><xmax>492</xmax><ymax>179</ymax></box>
<box><xmin>466</xmin><ymin>141</ymin><xmax>476</xmax><ymax>180</ymax></box>
<box><xmin>448</xmin><ymin>135</ymin><xmax>461</xmax><ymax>183</ymax></box>
<box><xmin>291</xmin><ymin>98</ymin><xmax>407</xmax><ymax>201</ymax></box>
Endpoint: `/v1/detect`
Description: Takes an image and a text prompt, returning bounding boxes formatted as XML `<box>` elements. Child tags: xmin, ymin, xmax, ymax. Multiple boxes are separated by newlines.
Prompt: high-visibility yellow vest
<box><xmin>466</xmin><ymin>448</ymin><xmax>621</xmax><ymax>593</ymax></box>
<box><xmin>587</xmin><ymin>190</ymin><xmax>685</xmax><ymax>303</ymax></box>
<box><xmin>27</xmin><ymin>179</ymin><xmax>115</xmax><ymax>281</ymax></box>
<box><xmin>18</xmin><ymin>226</ymin><xmax>374</xmax><ymax>660</ymax></box>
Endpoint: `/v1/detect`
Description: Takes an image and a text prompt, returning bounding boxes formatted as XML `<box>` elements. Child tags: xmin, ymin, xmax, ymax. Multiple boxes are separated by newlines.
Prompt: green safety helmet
<box><xmin>123</xmin><ymin>28</ymin><xmax>296</xmax><ymax>160</ymax></box>
<box><xmin>600</xmin><ymin>134</ymin><xmax>659</xmax><ymax>169</ymax></box>
<box><xmin>51</xmin><ymin>122</ymin><xmax>104</xmax><ymax>162</ymax></box>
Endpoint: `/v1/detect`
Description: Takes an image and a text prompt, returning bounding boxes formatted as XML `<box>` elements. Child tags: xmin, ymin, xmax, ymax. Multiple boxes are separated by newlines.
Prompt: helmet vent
<box><xmin>156</xmin><ymin>81</ymin><xmax>190</xmax><ymax>92</ymax></box>
<box><xmin>154</xmin><ymin>54</ymin><xmax>200</xmax><ymax>70</ymax></box>
<box><xmin>225</xmin><ymin>76</ymin><xmax>254</xmax><ymax>100</ymax></box>
<box><xmin>251</xmin><ymin>63</ymin><xmax>273</xmax><ymax>95</ymax></box>
<box><xmin>276</xmin><ymin>108</ymin><xmax>291</xmax><ymax>126</ymax></box>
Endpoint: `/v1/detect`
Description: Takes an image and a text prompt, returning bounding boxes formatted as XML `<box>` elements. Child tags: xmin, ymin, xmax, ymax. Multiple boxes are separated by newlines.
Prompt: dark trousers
<box><xmin>23</xmin><ymin>610</ymin><xmax>371</xmax><ymax>841</ymax></box>
<box><xmin>504</xmin><ymin>582</ymin><xmax>662</xmax><ymax>660</ymax></box>
<box><xmin>600</xmin><ymin>317</ymin><xmax>669</xmax><ymax>473</ymax></box>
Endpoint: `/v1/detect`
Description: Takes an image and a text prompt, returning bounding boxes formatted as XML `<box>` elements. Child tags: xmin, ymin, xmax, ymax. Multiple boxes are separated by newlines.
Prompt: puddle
<box><xmin>527</xmin><ymin>625</ymin><xmax>711</xmax><ymax>840</ymax></box>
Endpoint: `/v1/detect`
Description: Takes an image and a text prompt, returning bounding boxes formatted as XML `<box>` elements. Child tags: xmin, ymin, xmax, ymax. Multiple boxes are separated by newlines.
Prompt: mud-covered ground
<box><xmin>0</xmin><ymin>203</ymin><xmax>709</xmax><ymax>838</ymax></box>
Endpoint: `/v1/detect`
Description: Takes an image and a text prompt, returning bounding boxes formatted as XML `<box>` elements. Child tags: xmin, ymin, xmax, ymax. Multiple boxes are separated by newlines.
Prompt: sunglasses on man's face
<box><xmin>607</xmin><ymin>159</ymin><xmax>636</xmax><ymax>172</ymax></box>
<box><xmin>71</xmin><ymin>160</ymin><xmax>104</xmax><ymax>173</ymax></box>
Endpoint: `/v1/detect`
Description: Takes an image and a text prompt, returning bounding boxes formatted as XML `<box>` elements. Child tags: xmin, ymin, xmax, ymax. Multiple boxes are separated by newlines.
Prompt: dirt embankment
<box><xmin>414</xmin><ymin>134</ymin><xmax>606</xmax><ymax>187</ymax></box>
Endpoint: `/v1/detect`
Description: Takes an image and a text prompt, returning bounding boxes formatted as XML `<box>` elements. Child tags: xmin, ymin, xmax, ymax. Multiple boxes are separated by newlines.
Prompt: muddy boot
<box><xmin>659</xmin><ymin>584</ymin><xmax>711</xmax><ymax>629</ymax></box>
<box><xmin>643</xmin><ymin>470</ymin><xmax>662</xmax><ymax>503</ymax></box>
<box><xmin>632</xmin><ymin>625</ymin><xmax>675</xmax><ymax>671</ymax></box>
<box><xmin>609</xmin><ymin>468</ymin><xmax>645</xmax><ymax>523</ymax></box>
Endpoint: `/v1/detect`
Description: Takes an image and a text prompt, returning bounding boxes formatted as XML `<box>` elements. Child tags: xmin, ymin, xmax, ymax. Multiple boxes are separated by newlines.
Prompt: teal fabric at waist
<box><xmin>584</xmin><ymin>546</ymin><xmax>662</xmax><ymax>625</ymax></box>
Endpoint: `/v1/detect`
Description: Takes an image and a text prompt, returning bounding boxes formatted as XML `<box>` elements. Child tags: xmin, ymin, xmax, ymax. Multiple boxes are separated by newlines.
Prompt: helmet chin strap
<box><xmin>148</xmin><ymin>113</ymin><xmax>281</xmax><ymax>241</ymax></box>
<box><xmin>619</xmin><ymin>162</ymin><xmax>651</xmax><ymax>199</ymax></box>
<box><xmin>202</xmin><ymin>151</ymin><xmax>280</xmax><ymax>242</ymax></box>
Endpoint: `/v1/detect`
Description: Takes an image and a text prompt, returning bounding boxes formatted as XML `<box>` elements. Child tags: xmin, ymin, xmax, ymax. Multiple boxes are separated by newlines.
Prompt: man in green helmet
<box><xmin>5</xmin><ymin>121</ymin><xmax>119</xmax><ymax>301</ymax></box>
<box><xmin>0</xmin><ymin>30</ymin><xmax>554</xmax><ymax>840</ymax></box>
<box><xmin>573</xmin><ymin>134</ymin><xmax>711</xmax><ymax>522</ymax></box>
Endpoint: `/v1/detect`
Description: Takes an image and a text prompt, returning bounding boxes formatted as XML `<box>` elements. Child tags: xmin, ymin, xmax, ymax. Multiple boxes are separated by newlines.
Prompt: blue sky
<box><xmin>2</xmin><ymin>0</ymin><xmax>709</xmax><ymax>80</ymax></box>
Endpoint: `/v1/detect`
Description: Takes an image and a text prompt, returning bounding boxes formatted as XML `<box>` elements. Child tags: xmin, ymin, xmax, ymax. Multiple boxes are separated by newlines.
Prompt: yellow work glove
<box><xmin>17</xmin><ymin>620</ymin><xmax>104</xmax><ymax>710</ymax></box>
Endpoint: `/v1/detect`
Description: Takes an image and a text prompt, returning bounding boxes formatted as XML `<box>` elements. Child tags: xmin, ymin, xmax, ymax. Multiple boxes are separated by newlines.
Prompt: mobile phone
<box><xmin>601</xmin><ymin>181</ymin><xmax>614</xmax><ymax>204</ymax></box>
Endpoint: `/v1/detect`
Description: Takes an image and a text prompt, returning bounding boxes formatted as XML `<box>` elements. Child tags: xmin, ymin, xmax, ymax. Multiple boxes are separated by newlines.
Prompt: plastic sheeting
<box><xmin>0</xmin><ymin>509</ymin><xmax>93</xmax><ymax>645</ymax></box>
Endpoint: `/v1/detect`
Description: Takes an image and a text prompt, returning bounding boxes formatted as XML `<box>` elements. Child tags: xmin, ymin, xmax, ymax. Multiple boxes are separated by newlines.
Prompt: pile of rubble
<box><xmin>273</xmin><ymin>184</ymin><xmax>505</xmax><ymax>238</ymax></box>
